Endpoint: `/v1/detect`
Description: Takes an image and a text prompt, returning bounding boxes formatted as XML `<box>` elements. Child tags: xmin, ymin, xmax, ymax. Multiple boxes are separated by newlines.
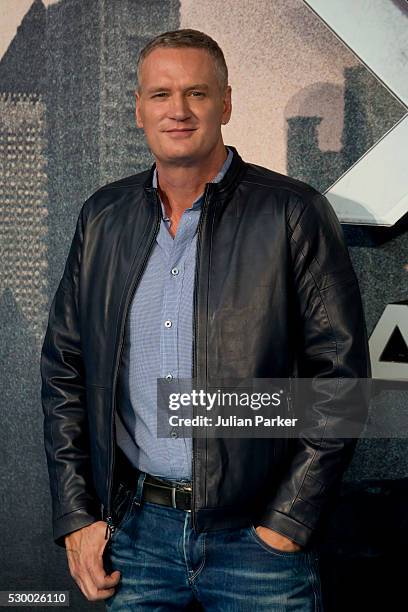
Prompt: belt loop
<box><xmin>171</xmin><ymin>486</ymin><xmax>177</xmax><ymax>508</ymax></box>
<box><xmin>133</xmin><ymin>471</ymin><xmax>146</xmax><ymax>506</ymax></box>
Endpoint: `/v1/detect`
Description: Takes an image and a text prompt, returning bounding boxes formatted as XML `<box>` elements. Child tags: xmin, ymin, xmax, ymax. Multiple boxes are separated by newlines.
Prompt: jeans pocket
<box><xmin>247</xmin><ymin>524</ymin><xmax>309</xmax><ymax>558</ymax></box>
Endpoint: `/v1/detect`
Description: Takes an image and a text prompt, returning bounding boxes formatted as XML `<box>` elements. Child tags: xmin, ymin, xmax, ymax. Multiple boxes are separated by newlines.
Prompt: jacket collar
<box><xmin>143</xmin><ymin>145</ymin><xmax>247</xmax><ymax>201</ymax></box>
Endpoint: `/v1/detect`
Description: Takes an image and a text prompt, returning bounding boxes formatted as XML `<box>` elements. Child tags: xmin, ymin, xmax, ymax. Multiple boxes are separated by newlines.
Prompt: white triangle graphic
<box><xmin>369</xmin><ymin>303</ymin><xmax>408</xmax><ymax>380</ymax></box>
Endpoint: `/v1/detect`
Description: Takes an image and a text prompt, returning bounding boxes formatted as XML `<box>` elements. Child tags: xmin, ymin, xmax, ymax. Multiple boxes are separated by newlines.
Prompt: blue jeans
<box><xmin>104</xmin><ymin>472</ymin><xmax>324</xmax><ymax>611</ymax></box>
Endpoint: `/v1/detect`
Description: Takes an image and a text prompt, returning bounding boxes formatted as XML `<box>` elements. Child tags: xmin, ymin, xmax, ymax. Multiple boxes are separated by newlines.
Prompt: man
<box><xmin>41</xmin><ymin>28</ymin><xmax>371</xmax><ymax>610</ymax></box>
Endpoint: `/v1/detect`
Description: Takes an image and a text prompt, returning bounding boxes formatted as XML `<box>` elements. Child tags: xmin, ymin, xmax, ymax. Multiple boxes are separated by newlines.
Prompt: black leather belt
<box><xmin>142</xmin><ymin>474</ymin><xmax>192</xmax><ymax>511</ymax></box>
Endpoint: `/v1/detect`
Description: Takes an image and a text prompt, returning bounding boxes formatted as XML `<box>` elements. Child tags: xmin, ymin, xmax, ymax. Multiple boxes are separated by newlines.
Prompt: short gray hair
<box><xmin>136</xmin><ymin>28</ymin><xmax>228</xmax><ymax>93</ymax></box>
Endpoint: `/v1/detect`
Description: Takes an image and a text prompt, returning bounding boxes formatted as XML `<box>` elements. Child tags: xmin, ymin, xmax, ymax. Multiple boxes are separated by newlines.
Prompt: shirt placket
<box><xmin>159</xmin><ymin>208</ymin><xmax>199</xmax><ymax>478</ymax></box>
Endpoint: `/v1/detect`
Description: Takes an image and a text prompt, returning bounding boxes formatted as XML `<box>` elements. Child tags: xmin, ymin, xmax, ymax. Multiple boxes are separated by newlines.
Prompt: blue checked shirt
<box><xmin>115</xmin><ymin>147</ymin><xmax>233</xmax><ymax>481</ymax></box>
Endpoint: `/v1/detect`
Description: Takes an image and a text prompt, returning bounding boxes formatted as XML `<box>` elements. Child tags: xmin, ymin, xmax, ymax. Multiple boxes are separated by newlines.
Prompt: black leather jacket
<box><xmin>40</xmin><ymin>146</ymin><xmax>371</xmax><ymax>549</ymax></box>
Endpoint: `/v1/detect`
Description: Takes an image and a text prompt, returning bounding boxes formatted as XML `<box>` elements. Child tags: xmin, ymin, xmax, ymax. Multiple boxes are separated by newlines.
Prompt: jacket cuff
<box><xmin>256</xmin><ymin>507</ymin><xmax>314</xmax><ymax>548</ymax></box>
<box><xmin>53</xmin><ymin>507</ymin><xmax>101</xmax><ymax>548</ymax></box>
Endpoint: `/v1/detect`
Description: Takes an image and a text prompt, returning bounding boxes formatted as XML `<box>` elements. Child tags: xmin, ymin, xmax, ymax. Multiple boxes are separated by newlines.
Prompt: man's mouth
<box><xmin>164</xmin><ymin>128</ymin><xmax>197</xmax><ymax>139</ymax></box>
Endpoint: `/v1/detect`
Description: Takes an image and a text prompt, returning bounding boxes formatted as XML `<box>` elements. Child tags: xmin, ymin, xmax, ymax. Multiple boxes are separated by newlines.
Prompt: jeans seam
<box><xmin>189</xmin><ymin>531</ymin><xmax>206</xmax><ymax>582</ymax></box>
<box><xmin>183</xmin><ymin>513</ymin><xmax>190</xmax><ymax>578</ymax></box>
<box><xmin>306</xmin><ymin>554</ymin><xmax>323</xmax><ymax>612</ymax></box>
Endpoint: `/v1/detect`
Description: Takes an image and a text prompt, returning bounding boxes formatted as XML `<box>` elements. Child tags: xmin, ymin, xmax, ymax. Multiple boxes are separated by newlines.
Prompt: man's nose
<box><xmin>168</xmin><ymin>93</ymin><xmax>191</xmax><ymax>121</ymax></box>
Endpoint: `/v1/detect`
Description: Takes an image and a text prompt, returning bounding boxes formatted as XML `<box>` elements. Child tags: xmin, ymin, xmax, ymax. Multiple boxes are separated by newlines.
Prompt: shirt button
<box><xmin>165</xmin><ymin>373</ymin><xmax>173</xmax><ymax>381</ymax></box>
<box><xmin>170</xmin><ymin>431</ymin><xmax>178</xmax><ymax>439</ymax></box>
<box><xmin>164</xmin><ymin>320</ymin><xmax>172</xmax><ymax>328</ymax></box>
<box><xmin>171</xmin><ymin>267</ymin><xmax>179</xmax><ymax>276</ymax></box>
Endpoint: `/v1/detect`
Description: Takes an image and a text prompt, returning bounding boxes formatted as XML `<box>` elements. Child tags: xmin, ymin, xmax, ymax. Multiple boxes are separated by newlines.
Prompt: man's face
<box><xmin>135</xmin><ymin>47</ymin><xmax>232</xmax><ymax>165</ymax></box>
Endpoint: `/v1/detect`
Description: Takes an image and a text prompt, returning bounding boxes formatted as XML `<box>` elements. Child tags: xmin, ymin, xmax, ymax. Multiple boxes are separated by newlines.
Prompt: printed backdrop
<box><xmin>0</xmin><ymin>1</ymin><xmax>407</xmax><ymax>610</ymax></box>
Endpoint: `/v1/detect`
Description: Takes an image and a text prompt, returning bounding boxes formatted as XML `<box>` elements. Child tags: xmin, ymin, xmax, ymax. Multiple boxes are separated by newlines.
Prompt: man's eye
<box><xmin>190</xmin><ymin>91</ymin><xmax>205</xmax><ymax>97</ymax></box>
<box><xmin>152</xmin><ymin>92</ymin><xmax>168</xmax><ymax>98</ymax></box>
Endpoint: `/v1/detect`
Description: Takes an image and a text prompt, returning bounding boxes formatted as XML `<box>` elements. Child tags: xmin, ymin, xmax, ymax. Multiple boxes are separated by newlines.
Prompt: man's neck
<box><xmin>155</xmin><ymin>142</ymin><xmax>228</xmax><ymax>218</ymax></box>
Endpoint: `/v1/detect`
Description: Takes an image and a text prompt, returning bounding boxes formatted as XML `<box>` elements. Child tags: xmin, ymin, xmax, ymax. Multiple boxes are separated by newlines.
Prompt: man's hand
<box><xmin>65</xmin><ymin>521</ymin><xmax>121</xmax><ymax>601</ymax></box>
<box><xmin>255</xmin><ymin>525</ymin><xmax>303</xmax><ymax>552</ymax></box>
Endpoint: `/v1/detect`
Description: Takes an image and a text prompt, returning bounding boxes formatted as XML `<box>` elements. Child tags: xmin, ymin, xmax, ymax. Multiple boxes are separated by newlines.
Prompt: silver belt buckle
<box><xmin>171</xmin><ymin>483</ymin><xmax>192</xmax><ymax>510</ymax></box>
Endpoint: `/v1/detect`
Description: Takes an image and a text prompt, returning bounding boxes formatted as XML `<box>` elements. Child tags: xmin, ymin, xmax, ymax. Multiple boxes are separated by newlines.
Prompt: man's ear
<box><xmin>135</xmin><ymin>90</ymin><xmax>143</xmax><ymax>128</ymax></box>
<box><xmin>221</xmin><ymin>85</ymin><xmax>232</xmax><ymax>125</ymax></box>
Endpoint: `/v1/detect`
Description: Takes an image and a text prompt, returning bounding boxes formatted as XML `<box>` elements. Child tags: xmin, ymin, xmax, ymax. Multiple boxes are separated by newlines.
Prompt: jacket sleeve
<box><xmin>257</xmin><ymin>190</ymin><xmax>371</xmax><ymax>548</ymax></box>
<box><xmin>40</xmin><ymin>202</ymin><xmax>101</xmax><ymax>548</ymax></box>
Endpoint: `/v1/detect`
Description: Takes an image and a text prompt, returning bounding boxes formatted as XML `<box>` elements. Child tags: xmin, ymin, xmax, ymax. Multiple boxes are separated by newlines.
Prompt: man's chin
<box><xmin>155</xmin><ymin>146</ymin><xmax>205</xmax><ymax>166</ymax></box>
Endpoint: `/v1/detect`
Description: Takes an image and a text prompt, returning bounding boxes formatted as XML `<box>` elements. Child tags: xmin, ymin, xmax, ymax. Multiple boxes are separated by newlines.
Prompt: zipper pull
<box><xmin>105</xmin><ymin>515</ymin><xmax>115</xmax><ymax>541</ymax></box>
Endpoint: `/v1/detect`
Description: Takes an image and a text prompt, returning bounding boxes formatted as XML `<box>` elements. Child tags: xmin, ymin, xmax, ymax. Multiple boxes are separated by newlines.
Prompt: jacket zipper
<box><xmin>287</xmin><ymin>375</ymin><xmax>293</xmax><ymax>418</ymax></box>
<box><xmin>105</xmin><ymin>191</ymin><xmax>161</xmax><ymax>540</ymax></box>
<box><xmin>191</xmin><ymin>183</ymin><xmax>213</xmax><ymax>532</ymax></box>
